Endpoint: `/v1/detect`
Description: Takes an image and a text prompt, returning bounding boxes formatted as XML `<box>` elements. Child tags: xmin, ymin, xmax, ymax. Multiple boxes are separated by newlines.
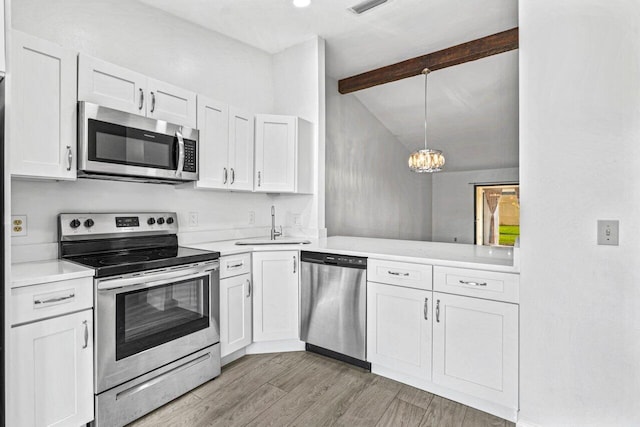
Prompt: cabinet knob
<box><xmin>424</xmin><ymin>298</ymin><xmax>428</xmax><ymax>320</ymax></box>
<box><xmin>66</xmin><ymin>146</ymin><xmax>73</xmax><ymax>171</ymax></box>
<box><xmin>436</xmin><ymin>300</ymin><xmax>441</xmax><ymax>323</ymax></box>
<box><xmin>138</xmin><ymin>88</ymin><xmax>144</xmax><ymax>110</ymax></box>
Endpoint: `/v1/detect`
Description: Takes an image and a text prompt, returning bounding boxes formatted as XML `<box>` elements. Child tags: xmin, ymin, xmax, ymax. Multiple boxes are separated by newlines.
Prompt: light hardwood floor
<box><xmin>129</xmin><ymin>351</ymin><xmax>516</xmax><ymax>427</ymax></box>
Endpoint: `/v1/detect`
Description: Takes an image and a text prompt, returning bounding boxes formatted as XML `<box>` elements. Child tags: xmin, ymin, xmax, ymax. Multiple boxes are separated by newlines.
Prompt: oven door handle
<box><xmin>97</xmin><ymin>266</ymin><xmax>217</xmax><ymax>292</ymax></box>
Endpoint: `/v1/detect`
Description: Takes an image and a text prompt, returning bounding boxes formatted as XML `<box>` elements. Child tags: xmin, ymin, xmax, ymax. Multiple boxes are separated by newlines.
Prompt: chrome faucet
<box><xmin>270</xmin><ymin>205</ymin><xmax>282</xmax><ymax>240</ymax></box>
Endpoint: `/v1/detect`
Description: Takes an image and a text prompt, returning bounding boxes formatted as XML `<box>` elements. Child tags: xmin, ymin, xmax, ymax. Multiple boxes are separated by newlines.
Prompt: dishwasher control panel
<box><xmin>300</xmin><ymin>251</ymin><xmax>367</xmax><ymax>269</ymax></box>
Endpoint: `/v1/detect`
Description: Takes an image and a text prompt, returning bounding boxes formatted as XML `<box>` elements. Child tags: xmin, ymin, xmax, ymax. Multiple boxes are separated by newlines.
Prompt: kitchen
<box><xmin>3</xmin><ymin>0</ymin><xmax>640</xmax><ymax>426</ymax></box>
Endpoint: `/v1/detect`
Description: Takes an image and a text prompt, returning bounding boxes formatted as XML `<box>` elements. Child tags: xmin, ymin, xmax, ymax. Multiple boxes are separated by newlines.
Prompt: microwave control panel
<box><xmin>183</xmin><ymin>140</ymin><xmax>196</xmax><ymax>173</ymax></box>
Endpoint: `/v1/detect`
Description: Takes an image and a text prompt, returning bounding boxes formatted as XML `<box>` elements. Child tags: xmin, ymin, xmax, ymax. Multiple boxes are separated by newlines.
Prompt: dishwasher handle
<box><xmin>300</xmin><ymin>251</ymin><xmax>367</xmax><ymax>269</ymax></box>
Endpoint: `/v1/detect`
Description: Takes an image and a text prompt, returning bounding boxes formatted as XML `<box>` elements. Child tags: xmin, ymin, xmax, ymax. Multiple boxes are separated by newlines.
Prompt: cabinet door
<box><xmin>220</xmin><ymin>273</ymin><xmax>252</xmax><ymax>357</ymax></box>
<box><xmin>433</xmin><ymin>293</ymin><xmax>518</xmax><ymax>408</ymax></box>
<box><xmin>228</xmin><ymin>107</ymin><xmax>254</xmax><ymax>191</ymax></box>
<box><xmin>254</xmin><ymin>115</ymin><xmax>297</xmax><ymax>193</ymax></box>
<box><xmin>9</xmin><ymin>310</ymin><xmax>93</xmax><ymax>427</ymax></box>
<box><xmin>195</xmin><ymin>96</ymin><xmax>229</xmax><ymax>189</ymax></box>
<box><xmin>147</xmin><ymin>78</ymin><xmax>197</xmax><ymax>128</ymax></box>
<box><xmin>252</xmin><ymin>251</ymin><xmax>299</xmax><ymax>341</ymax></box>
<box><xmin>367</xmin><ymin>282</ymin><xmax>432</xmax><ymax>381</ymax></box>
<box><xmin>78</xmin><ymin>53</ymin><xmax>147</xmax><ymax>116</ymax></box>
<box><xmin>11</xmin><ymin>31</ymin><xmax>77</xmax><ymax>180</ymax></box>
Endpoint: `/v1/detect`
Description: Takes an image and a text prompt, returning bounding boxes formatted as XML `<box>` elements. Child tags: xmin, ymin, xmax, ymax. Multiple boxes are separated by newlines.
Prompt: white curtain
<box><xmin>484</xmin><ymin>189</ymin><xmax>502</xmax><ymax>245</ymax></box>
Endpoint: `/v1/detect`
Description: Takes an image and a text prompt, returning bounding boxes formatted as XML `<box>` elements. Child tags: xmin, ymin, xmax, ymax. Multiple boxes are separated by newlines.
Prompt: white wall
<box><xmin>325</xmin><ymin>77</ymin><xmax>432</xmax><ymax>240</ymax></box>
<box><xmin>10</xmin><ymin>0</ymin><xmax>325</xmax><ymax>260</ymax></box>
<box><xmin>431</xmin><ymin>168</ymin><xmax>518</xmax><ymax>244</ymax></box>
<box><xmin>519</xmin><ymin>1</ymin><xmax>640</xmax><ymax>425</ymax></box>
<box><xmin>273</xmin><ymin>37</ymin><xmax>326</xmax><ymax>234</ymax></box>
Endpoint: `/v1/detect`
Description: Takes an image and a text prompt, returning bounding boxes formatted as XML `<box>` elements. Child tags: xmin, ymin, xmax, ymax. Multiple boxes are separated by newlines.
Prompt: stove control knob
<box><xmin>84</xmin><ymin>219</ymin><xmax>95</xmax><ymax>228</ymax></box>
<box><xmin>69</xmin><ymin>219</ymin><xmax>81</xmax><ymax>229</ymax></box>
<box><xmin>157</xmin><ymin>217</ymin><xmax>165</xmax><ymax>225</ymax></box>
<box><xmin>147</xmin><ymin>218</ymin><xmax>156</xmax><ymax>225</ymax></box>
<box><xmin>166</xmin><ymin>217</ymin><xmax>174</xmax><ymax>225</ymax></box>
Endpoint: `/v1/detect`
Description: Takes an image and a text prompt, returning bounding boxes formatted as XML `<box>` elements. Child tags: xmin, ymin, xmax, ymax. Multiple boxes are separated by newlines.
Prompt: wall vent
<box><xmin>349</xmin><ymin>0</ymin><xmax>390</xmax><ymax>14</ymax></box>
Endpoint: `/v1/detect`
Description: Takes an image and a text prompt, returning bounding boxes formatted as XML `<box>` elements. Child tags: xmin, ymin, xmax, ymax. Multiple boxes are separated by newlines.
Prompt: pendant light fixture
<box><xmin>408</xmin><ymin>68</ymin><xmax>445</xmax><ymax>173</ymax></box>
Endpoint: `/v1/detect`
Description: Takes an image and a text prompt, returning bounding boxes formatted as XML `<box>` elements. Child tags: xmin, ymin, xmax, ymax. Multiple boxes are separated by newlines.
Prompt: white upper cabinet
<box><xmin>228</xmin><ymin>107</ymin><xmax>254</xmax><ymax>191</ymax></box>
<box><xmin>11</xmin><ymin>31</ymin><xmax>77</xmax><ymax>180</ymax></box>
<box><xmin>78</xmin><ymin>54</ymin><xmax>197</xmax><ymax>128</ymax></box>
<box><xmin>147</xmin><ymin>78</ymin><xmax>197</xmax><ymax>128</ymax></box>
<box><xmin>195</xmin><ymin>97</ymin><xmax>253</xmax><ymax>191</ymax></box>
<box><xmin>78</xmin><ymin>54</ymin><xmax>146</xmax><ymax>116</ymax></box>
<box><xmin>432</xmin><ymin>292</ymin><xmax>519</xmax><ymax>410</ymax></box>
<box><xmin>254</xmin><ymin>114</ymin><xmax>313</xmax><ymax>193</ymax></box>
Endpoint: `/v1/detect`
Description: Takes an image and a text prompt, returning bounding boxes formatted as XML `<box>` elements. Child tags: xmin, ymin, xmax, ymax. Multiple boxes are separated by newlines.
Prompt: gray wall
<box><xmin>431</xmin><ymin>168</ymin><xmax>519</xmax><ymax>244</ymax></box>
<box><xmin>325</xmin><ymin>78</ymin><xmax>432</xmax><ymax>240</ymax></box>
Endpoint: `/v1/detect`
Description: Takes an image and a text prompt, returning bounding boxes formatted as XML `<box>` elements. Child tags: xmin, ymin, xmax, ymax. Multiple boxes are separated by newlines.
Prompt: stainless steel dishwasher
<box><xmin>300</xmin><ymin>251</ymin><xmax>370</xmax><ymax>369</ymax></box>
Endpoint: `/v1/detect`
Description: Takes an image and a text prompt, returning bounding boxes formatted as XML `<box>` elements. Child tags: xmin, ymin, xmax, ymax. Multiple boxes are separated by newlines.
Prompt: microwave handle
<box><xmin>175</xmin><ymin>129</ymin><xmax>185</xmax><ymax>178</ymax></box>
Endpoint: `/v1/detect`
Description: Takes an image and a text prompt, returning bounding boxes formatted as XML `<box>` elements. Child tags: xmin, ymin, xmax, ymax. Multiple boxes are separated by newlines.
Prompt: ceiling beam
<box><xmin>338</xmin><ymin>27</ymin><xmax>519</xmax><ymax>94</ymax></box>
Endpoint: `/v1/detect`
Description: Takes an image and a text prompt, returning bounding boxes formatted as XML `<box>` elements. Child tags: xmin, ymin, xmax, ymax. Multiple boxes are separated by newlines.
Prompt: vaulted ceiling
<box><xmin>138</xmin><ymin>0</ymin><xmax>519</xmax><ymax>171</ymax></box>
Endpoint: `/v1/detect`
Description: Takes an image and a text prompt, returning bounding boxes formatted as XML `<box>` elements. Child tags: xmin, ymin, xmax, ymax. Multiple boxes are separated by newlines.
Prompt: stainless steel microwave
<box><xmin>78</xmin><ymin>102</ymin><xmax>199</xmax><ymax>184</ymax></box>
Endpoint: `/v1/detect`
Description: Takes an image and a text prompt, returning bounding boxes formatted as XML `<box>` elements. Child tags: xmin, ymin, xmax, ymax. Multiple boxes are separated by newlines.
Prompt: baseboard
<box><xmin>221</xmin><ymin>348</ymin><xmax>246</xmax><ymax>367</ymax></box>
<box><xmin>516</xmin><ymin>419</ymin><xmax>541</xmax><ymax>427</ymax></box>
<box><xmin>245</xmin><ymin>339</ymin><xmax>305</xmax><ymax>354</ymax></box>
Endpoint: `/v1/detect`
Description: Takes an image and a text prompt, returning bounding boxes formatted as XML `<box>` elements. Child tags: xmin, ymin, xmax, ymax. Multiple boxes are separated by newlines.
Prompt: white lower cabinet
<box><xmin>432</xmin><ymin>292</ymin><xmax>519</xmax><ymax>409</ymax></box>
<box><xmin>220</xmin><ymin>272</ymin><xmax>252</xmax><ymax>357</ymax></box>
<box><xmin>252</xmin><ymin>251</ymin><xmax>299</xmax><ymax>342</ymax></box>
<box><xmin>10</xmin><ymin>309</ymin><xmax>94</xmax><ymax>427</ymax></box>
<box><xmin>367</xmin><ymin>281</ymin><xmax>432</xmax><ymax>381</ymax></box>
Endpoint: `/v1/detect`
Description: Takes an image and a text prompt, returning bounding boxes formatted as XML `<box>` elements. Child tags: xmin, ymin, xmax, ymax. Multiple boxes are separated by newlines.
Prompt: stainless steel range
<box><xmin>59</xmin><ymin>212</ymin><xmax>220</xmax><ymax>427</ymax></box>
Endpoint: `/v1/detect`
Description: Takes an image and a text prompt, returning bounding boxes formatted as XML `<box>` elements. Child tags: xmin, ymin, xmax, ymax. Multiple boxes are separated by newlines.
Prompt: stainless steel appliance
<box><xmin>59</xmin><ymin>212</ymin><xmax>220</xmax><ymax>427</ymax></box>
<box><xmin>299</xmin><ymin>251</ymin><xmax>370</xmax><ymax>369</ymax></box>
<box><xmin>78</xmin><ymin>102</ymin><xmax>199</xmax><ymax>184</ymax></box>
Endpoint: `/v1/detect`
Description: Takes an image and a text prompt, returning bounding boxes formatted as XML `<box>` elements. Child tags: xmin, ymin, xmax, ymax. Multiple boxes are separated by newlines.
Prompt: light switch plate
<box><xmin>597</xmin><ymin>220</ymin><xmax>619</xmax><ymax>246</ymax></box>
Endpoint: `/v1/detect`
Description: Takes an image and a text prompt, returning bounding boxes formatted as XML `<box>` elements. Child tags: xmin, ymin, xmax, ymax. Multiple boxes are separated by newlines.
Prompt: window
<box><xmin>475</xmin><ymin>184</ymin><xmax>520</xmax><ymax>247</ymax></box>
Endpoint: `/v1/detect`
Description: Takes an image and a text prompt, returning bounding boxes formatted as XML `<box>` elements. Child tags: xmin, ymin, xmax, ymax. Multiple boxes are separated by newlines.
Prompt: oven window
<box><xmin>115</xmin><ymin>276</ymin><xmax>209</xmax><ymax>360</ymax></box>
<box><xmin>88</xmin><ymin>119</ymin><xmax>176</xmax><ymax>170</ymax></box>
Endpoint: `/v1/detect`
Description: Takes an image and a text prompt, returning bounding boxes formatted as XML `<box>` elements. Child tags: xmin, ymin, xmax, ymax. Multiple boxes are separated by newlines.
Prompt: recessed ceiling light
<box><xmin>293</xmin><ymin>0</ymin><xmax>311</xmax><ymax>8</ymax></box>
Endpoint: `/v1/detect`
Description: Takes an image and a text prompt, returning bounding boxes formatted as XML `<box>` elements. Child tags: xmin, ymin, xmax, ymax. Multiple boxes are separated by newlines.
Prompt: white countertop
<box><xmin>187</xmin><ymin>236</ymin><xmax>520</xmax><ymax>273</ymax></box>
<box><xmin>11</xmin><ymin>259</ymin><xmax>95</xmax><ymax>289</ymax></box>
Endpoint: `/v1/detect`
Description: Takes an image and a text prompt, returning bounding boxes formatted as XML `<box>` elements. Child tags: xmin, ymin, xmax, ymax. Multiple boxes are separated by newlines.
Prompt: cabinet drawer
<box><xmin>367</xmin><ymin>259</ymin><xmax>432</xmax><ymax>290</ymax></box>
<box><xmin>220</xmin><ymin>253</ymin><xmax>251</xmax><ymax>279</ymax></box>
<box><xmin>11</xmin><ymin>277</ymin><xmax>93</xmax><ymax>325</ymax></box>
<box><xmin>433</xmin><ymin>267</ymin><xmax>519</xmax><ymax>303</ymax></box>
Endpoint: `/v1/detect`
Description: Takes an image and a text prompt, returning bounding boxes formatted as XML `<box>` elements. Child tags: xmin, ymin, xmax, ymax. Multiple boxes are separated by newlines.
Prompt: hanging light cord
<box><xmin>423</xmin><ymin>68</ymin><xmax>430</xmax><ymax>150</ymax></box>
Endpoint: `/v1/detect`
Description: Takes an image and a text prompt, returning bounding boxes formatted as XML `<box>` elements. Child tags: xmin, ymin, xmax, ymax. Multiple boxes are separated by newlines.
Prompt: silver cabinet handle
<box><xmin>82</xmin><ymin>320</ymin><xmax>89</xmax><ymax>349</ymax></box>
<box><xmin>388</xmin><ymin>270</ymin><xmax>409</xmax><ymax>277</ymax></box>
<box><xmin>436</xmin><ymin>300</ymin><xmax>440</xmax><ymax>323</ymax></box>
<box><xmin>34</xmin><ymin>293</ymin><xmax>75</xmax><ymax>306</ymax></box>
<box><xmin>175</xmin><ymin>129</ymin><xmax>185</xmax><ymax>177</ymax></box>
<box><xmin>424</xmin><ymin>298</ymin><xmax>428</xmax><ymax>320</ymax></box>
<box><xmin>257</xmin><ymin>171</ymin><xmax>261</xmax><ymax>187</ymax></box>
<box><xmin>223</xmin><ymin>167</ymin><xmax>228</xmax><ymax>184</ymax></box>
<box><xmin>138</xmin><ymin>88</ymin><xmax>144</xmax><ymax>110</ymax></box>
<box><xmin>246</xmin><ymin>279</ymin><xmax>252</xmax><ymax>297</ymax></box>
<box><xmin>231</xmin><ymin>168</ymin><xmax>235</xmax><ymax>184</ymax></box>
<box><xmin>66</xmin><ymin>146</ymin><xmax>73</xmax><ymax>171</ymax></box>
<box><xmin>150</xmin><ymin>91</ymin><xmax>156</xmax><ymax>113</ymax></box>
<box><xmin>459</xmin><ymin>280</ymin><xmax>487</xmax><ymax>287</ymax></box>
<box><xmin>293</xmin><ymin>256</ymin><xmax>297</xmax><ymax>274</ymax></box>
<box><xmin>228</xmin><ymin>261</ymin><xmax>243</xmax><ymax>269</ymax></box>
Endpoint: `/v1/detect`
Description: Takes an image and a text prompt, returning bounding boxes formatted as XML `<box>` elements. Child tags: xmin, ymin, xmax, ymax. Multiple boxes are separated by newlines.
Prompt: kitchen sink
<box><xmin>235</xmin><ymin>239</ymin><xmax>311</xmax><ymax>245</ymax></box>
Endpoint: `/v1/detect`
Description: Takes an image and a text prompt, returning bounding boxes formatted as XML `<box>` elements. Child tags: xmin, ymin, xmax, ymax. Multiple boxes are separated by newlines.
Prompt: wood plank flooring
<box><xmin>129</xmin><ymin>351</ymin><xmax>515</xmax><ymax>427</ymax></box>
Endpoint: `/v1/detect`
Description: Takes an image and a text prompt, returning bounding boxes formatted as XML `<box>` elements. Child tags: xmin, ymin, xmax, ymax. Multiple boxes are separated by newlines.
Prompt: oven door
<box><xmin>95</xmin><ymin>262</ymin><xmax>219</xmax><ymax>393</ymax></box>
<box><xmin>78</xmin><ymin>102</ymin><xmax>198</xmax><ymax>182</ymax></box>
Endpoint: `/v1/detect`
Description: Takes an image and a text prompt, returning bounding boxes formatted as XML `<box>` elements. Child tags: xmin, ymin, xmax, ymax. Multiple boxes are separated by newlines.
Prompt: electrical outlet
<box><xmin>248</xmin><ymin>211</ymin><xmax>255</xmax><ymax>225</ymax></box>
<box><xmin>188</xmin><ymin>212</ymin><xmax>198</xmax><ymax>227</ymax></box>
<box><xmin>597</xmin><ymin>220</ymin><xmax>619</xmax><ymax>246</ymax></box>
<box><xmin>12</xmin><ymin>215</ymin><xmax>27</xmax><ymax>237</ymax></box>
<box><xmin>293</xmin><ymin>214</ymin><xmax>303</xmax><ymax>226</ymax></box>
